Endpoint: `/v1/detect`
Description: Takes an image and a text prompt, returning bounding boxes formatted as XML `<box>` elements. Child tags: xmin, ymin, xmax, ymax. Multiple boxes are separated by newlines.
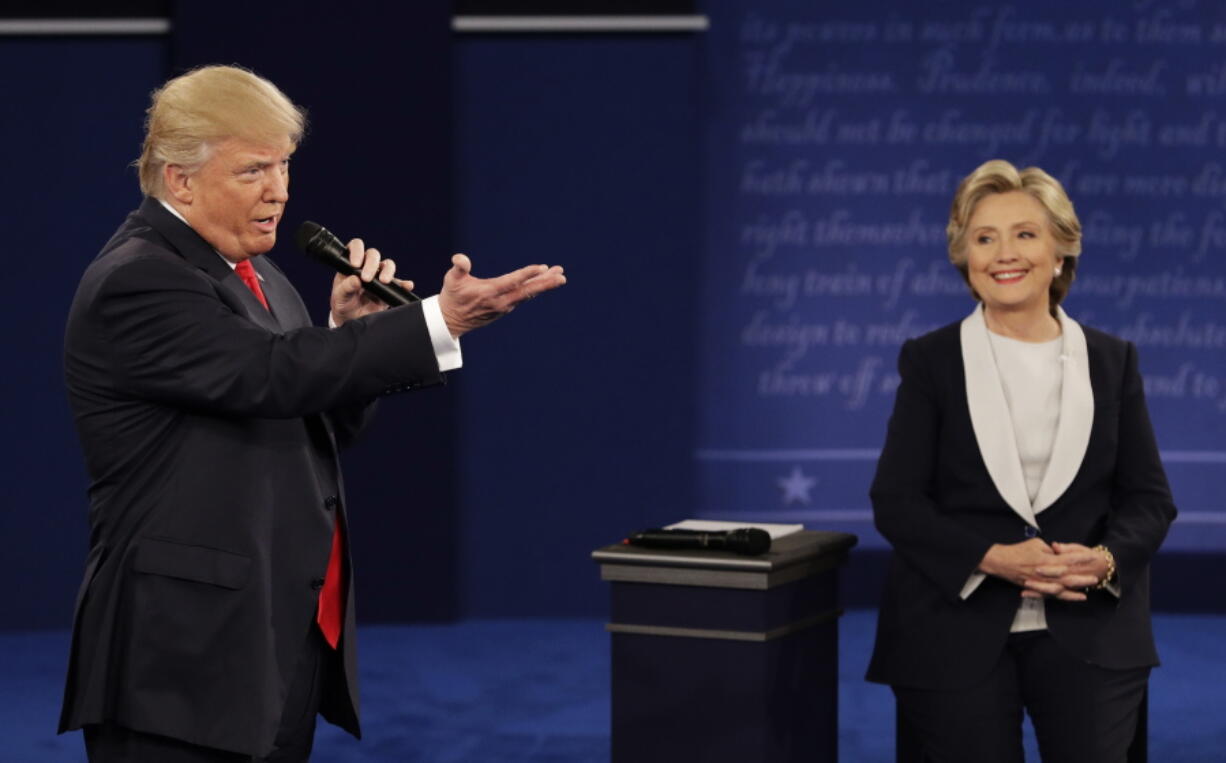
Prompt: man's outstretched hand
<box><xmin>438</xmin><ymin>254</ymin><xmax>566</xmax><ymax>337</ymax></box>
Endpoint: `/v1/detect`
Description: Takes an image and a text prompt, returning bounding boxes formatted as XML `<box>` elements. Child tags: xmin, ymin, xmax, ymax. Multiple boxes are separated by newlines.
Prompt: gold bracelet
<box><xmin>1093</xmin><ymin>545</ymin><xmax>1116</xmax><ymax>590</ymax></box>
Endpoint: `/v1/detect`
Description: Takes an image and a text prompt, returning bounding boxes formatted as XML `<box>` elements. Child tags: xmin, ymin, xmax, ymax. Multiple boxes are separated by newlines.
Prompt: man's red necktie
<box><xmin>235</xmin><ymin>258</ymin><xmax>345</xmax><ymax>649</ymax></box>
<box><xmin>234</xmin><ymin>259</ymin><xmax>270</xmax><ymax>310</ymax></box>
<box><xmin>317</xmin><ymin>521</ymin><xmax>345</xmax><ymax>649</ymax></box>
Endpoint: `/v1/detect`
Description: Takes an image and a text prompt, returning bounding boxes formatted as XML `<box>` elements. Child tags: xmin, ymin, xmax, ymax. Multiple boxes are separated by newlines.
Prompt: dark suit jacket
<box><xmin>59</xmin><ymin>198</ymin><xmax>445</xmax><ymax>755</ymax></box>
<box><xmin>866</xmin><ymin>306</ymin><xmax>1176</xmax><ymax>691</ymax></box>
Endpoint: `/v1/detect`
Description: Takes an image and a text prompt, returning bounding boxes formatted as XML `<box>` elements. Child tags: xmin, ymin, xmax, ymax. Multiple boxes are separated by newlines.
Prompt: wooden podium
<box><xmin>592</xmin><ymin>530</ymin><xmax>857</xmax><ymax>763</ymax></box>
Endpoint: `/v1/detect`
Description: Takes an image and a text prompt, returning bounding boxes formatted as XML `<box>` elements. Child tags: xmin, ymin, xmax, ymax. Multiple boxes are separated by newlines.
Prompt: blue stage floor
<box><xmin>4</xmin><ymin>611</ymin><xmax>1223</xmax><ymax>761</ymax></box>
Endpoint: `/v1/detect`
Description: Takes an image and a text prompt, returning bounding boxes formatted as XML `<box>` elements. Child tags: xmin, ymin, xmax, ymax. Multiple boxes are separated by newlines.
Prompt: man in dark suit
<box><xmin>59</xmin><ymin>65</ymin><xmax>565</xmax><ymax>762</ymax></box>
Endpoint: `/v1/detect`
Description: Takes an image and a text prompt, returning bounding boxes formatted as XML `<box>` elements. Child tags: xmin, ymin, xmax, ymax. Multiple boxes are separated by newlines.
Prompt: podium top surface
<box><xmin>590</xmin><ymin>530</ymin><xmax>857</xmax><ymax>574</ymax></box>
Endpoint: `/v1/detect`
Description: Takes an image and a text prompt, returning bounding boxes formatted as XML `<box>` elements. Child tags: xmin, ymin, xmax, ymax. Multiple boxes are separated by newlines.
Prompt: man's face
<box><xmin>176</xmin><ymin>136</ymin><xmax>294</xmax><ymax>261</ymax></box>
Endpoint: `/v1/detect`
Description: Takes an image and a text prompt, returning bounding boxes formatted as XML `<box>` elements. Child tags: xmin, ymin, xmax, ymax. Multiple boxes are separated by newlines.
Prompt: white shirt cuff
<box><xmin>959</xmin><ymin>571</ymin><xmax>986</xmax><ymax>600</ymax></box>
<box><xmin>327</xmin><ymin>296</ymin><xmax>461</xmax><ymax>372</ymax></box>
<box><xmin>421</xmin><ymin>295</ymin><xmax>462</xmax><ymax>372</ymax></box>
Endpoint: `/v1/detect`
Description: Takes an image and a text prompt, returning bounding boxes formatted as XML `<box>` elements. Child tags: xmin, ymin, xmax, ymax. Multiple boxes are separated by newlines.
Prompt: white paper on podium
<box><xmin>663</xmin><ymin>519</ymin><xmax>803</xmax><ymax>540</ymax></box>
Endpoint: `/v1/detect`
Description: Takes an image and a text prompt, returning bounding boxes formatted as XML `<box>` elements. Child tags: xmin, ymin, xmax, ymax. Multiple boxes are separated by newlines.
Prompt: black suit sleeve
<box><xmin>871</xmin><ymin>339</ymin><xmax>997</xmax><ymax>603</ymax></box>
<box><xmin>1103</xmin><ymin>341</ymin><xmax>1177</xmax><ymax>593</ymax></box>
<box><xmin>87</xmin><ymin>252</ymin><xmax>442</xmax><ymax>418</ymax></box>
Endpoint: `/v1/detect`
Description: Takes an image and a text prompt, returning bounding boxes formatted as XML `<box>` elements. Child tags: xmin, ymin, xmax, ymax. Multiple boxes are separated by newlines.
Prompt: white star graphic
<box><xmin>778</xmin><ymin>466</ymin><xmax>817</xmax><ymax>505</ymax></box>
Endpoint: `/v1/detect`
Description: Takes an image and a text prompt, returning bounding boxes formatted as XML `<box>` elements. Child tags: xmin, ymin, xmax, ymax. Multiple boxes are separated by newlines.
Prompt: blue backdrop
<box><xmin>2</xmin><ymin>36</ymin><xmax>164</xmax><ymax>630</ymax></box>
<box><xmin>3</xmin><ymin>3</ymin><xmax>1222</xmax><ymax>632</ymax></box>
<box><xmin>695</xmin><ymin>0</ymin><xmax>1226</xmax><ymax>552</ymax></box>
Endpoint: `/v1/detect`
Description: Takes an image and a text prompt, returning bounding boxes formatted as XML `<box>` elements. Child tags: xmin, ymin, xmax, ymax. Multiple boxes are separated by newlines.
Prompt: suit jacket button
<box><xmin>324</xmin><ymin>495</ymin><xmax>338</xmax><ymax>511</ymax></box>
<box><xmin>310</xmin><ymin>577</ymin><xmax>325</xmax><ymax>591</ymax></box>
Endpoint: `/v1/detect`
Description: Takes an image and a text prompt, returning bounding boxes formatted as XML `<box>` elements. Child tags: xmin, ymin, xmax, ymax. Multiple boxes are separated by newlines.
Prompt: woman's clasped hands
<box><xmin>979</xmin><ymin>538</ymin><xmax>1112</xmax><ymax>602</ymax></box>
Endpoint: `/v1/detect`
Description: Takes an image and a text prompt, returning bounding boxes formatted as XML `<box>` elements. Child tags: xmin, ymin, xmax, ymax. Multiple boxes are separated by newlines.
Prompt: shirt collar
<box><xmin>157</xmin><ymin>198</ymin><xmax>241</xmax><ymax>272</ymax></box>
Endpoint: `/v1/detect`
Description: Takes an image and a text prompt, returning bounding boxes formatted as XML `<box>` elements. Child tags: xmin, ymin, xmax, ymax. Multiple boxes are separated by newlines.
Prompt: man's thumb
<box><xmin>450</xmin><ymin>253</ymin><xmax>472</xmax><ymax>275</ymax></box>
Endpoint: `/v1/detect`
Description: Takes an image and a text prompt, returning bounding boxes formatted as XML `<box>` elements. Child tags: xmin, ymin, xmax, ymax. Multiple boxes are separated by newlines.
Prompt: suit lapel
<box><xmin>250</xmin><ymin>257</ymin><xmax>309</xmax><ymax>332</ymax></box>
<box><xmin>961</xmin><ymin>305</ymin><xmax>1037</xmax><ymax>528</ymax></box>
<box><xmin>1032</xmin><ymin>308</ymin><xmax>1093</xmax><ymax>514</ymax></box>
<box><xmin>220</xmin><ymin>270</ymin><xmax>282</xmax><ymax>333</ymax></box>
<box><xmin>139</xmin><ymin>198</ymin><xmax>285</xmax><ymax>333</ymax></box>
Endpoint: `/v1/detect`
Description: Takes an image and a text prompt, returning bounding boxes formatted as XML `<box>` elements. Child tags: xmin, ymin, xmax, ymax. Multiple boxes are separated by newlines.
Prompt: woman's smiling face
<box><xmin>965</xmin><ymin>190</ymin><xmax>1063</xmax><ymax>318</ymax></box>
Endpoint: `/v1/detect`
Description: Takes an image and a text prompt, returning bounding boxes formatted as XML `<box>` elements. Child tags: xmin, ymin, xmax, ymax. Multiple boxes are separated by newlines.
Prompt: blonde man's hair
<box><xmin>137</xmin><ymin>65</ymin><xmax>306</xmax><ymax>198</ymax></box>
<box><xmin>946</xmin><ymin>159</ymin><xmax>1082</xmax><ymax>309</ymax></box>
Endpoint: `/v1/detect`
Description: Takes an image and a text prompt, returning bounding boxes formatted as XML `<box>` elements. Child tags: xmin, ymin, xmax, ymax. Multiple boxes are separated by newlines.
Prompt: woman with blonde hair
<box><xmin>866</xmin><ymin>159</ymin><xmax>1176</xmax><ymax>761</ymax></box>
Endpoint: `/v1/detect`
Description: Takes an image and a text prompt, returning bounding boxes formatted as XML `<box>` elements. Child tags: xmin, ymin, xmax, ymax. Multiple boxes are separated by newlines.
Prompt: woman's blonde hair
<box><xmin>137</xmin><ymin>65</ymin><xmax>306</xmax><ymax>198</ymax></box>
<box><xmin>946</xmin><ymin>159</ymin><xmax>1081</xmax><ymax>308</ymax></box>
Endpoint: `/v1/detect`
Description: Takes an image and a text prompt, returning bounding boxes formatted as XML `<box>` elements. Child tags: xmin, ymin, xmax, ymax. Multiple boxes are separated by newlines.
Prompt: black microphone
<box><xmin>623</xmin><ymin>528</ymin><xmax>772</xmax><ymax>556</ymax></box>
<box><xmin>295</xmin><ymin>221</ymin><xmax>421</xmax><ymax>305</ymax></box>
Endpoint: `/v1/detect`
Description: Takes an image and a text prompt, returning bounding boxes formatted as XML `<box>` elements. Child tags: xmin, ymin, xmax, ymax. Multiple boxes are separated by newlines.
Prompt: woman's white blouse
<box><xmin>987</xmin><ymin>331</ymin><xmax>1064</xmax><ymax>632</ymax></box>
